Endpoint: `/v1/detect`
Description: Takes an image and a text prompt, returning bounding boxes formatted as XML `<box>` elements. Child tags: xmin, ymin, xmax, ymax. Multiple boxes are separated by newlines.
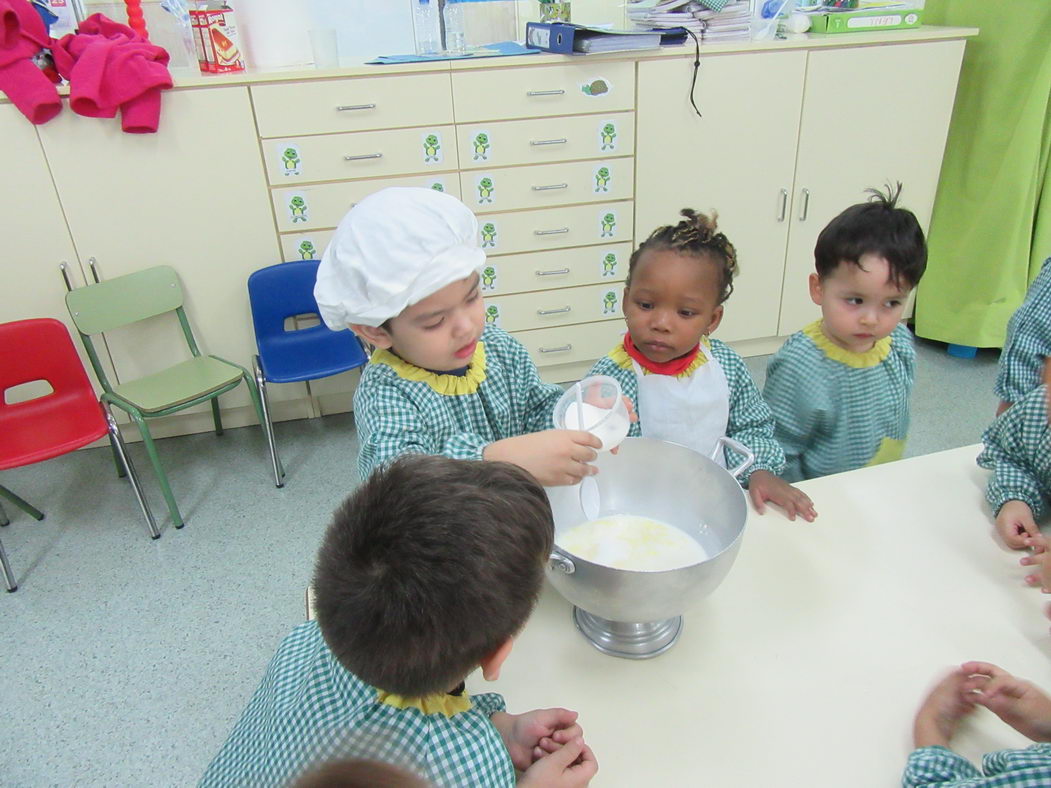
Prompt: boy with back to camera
<box><xmin>314</xmin><ymin>187</ymin><xmax>601</xmax><ymax>487</ymax></box>
<box><xmin>200</xmin><ymin>454</ymin><xmax>597</xmax><ymax>787</ymax></box>
<box><xmin>762</xmin><ymin>185</ymin><xmax>927</xmax><ymax>481</ymax></box>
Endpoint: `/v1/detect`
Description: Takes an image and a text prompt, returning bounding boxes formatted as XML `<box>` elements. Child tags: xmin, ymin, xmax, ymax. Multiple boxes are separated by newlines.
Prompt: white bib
<box><xmin>632</xmin><ymin>342</ymin><xmax>730</xmax><ymax>467</ymax></box>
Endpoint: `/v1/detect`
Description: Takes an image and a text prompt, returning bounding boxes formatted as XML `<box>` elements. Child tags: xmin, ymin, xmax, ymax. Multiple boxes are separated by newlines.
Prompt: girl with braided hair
<box><xmin>588</xmin><ymin>209</ymin><xmax>816</xmax><ymax>521</ymax></box>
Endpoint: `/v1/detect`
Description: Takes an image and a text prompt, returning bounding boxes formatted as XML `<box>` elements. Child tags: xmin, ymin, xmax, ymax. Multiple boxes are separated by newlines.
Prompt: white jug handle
<box><xmin>711</xmin><ymin>436</ymin><xmax>755</xmax><ymax>479</ymax></box>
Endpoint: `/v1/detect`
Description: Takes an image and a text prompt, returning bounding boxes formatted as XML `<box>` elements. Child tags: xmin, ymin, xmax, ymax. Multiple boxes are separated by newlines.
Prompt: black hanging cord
<box><xmin>685</xmin><ymin>28</ymin><xmax>702</xmax><ymax>119</ymax></box>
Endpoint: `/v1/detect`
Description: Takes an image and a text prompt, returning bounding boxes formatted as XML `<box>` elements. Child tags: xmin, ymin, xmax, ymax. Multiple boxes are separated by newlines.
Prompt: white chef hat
<box><xmin>314</xmin><ymin>187</ymin><xmax>486</xmax><ymax>329</ymax></box>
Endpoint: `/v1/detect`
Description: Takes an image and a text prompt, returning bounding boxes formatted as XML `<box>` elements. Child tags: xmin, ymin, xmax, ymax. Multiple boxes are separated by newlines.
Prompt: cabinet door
<box><xmin>635</xmin><ymin>51</ymin><xmax>806</xmax><ymax>343</ymax></box>
<box><xmin>777</xmin><ymin>40</ymin><xmax>966</xmax><ymax>334</ymax></box>
<box><xmin>37</xmin><ymin>88</ymin><xmax>289</xmax><ymax>420</ymax></box>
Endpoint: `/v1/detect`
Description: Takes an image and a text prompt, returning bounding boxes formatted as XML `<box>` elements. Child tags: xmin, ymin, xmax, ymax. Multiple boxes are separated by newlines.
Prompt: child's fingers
<box><xmin>571</xmin><ymin>743</ymin><xmax>599</xmax><ymax>778</ymax></box>
<box><xmin>567</xmin><ymin>430</ymin><xmax>603</xmax><ymax>450</ymax></box>
<box><xmin>550</xmin><ymin>724</ymin><xmax>583</xmax><ymax>743</ymax></box>
<box><xmin>748</xmin><ymin>486</ymin><xmax>767</xmax><ymax>514</ymax></box>
<box><xmin>961</xmin><ymin>661</ymin><xmax>1007</xmax><ymax>679</ymax></box>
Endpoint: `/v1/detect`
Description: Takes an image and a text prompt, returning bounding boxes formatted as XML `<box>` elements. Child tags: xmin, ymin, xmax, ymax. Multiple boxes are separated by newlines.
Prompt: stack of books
<box><xmin>627</xmin><ymin>0</ymin><xmax>752</xmax><ymax>42</ymax></box>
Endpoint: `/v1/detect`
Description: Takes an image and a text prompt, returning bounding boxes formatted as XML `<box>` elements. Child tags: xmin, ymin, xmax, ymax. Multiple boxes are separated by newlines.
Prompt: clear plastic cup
<box><xmin>553</xmin><ymin>375</ymin><xmax>630</xmax><ymax>452</ymax></box>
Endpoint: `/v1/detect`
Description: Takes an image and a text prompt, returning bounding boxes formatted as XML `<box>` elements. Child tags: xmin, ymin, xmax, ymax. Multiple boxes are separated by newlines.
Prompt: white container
<box><xmin>412</xmin><ymin>0</ymin><xmax>441</xmax><ymax>54</ymax></box>
<box><xmin>553</xmin><ymin>374</ymin><xmax>630</xmax><ymax>452</ymax></box>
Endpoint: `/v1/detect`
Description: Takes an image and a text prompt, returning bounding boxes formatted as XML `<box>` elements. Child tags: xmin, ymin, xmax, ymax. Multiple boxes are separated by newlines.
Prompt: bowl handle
<box><xmin>549</xmin><ymin>550</ymin><xmax>576</xmax><ymax>575</ymax></box>
<box><xmin>711</xmin><ymin>436</ymin><xmax>755</xmax><ymax>479</ymax></box>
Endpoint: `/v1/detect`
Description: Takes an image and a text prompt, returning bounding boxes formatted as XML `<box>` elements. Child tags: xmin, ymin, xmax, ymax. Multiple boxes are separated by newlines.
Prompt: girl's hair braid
<box><xmin>625</xmin><ymin>209</ymin><xmax>739</xmax><ymax>304</ymax></box>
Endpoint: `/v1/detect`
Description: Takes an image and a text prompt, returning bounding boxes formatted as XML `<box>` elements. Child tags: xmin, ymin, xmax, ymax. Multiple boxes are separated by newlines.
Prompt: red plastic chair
<box><xmin>0</xmin><ymin>318</ymin><xmax>158</xmax><ymax>592</ymax></box>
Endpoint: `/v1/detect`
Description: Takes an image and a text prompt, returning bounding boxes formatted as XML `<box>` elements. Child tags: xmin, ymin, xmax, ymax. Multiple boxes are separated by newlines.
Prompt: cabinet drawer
<box><xmin>462</xmin><ymin>159</ymin><xmax>633</xmax><ymax>214</ymax></box>
<box><xmin>280</xmin><ymin>229</ymin><xmax>335</xmax><ymax>261</ymax></box>
<box><xmin>479</xmin><ymin>201</ymin><xmax>633</xmax><ymax>257</ymax></box>
<box><xmin>252</xmin><ymin>73</ymin><xmax>454</xmax><ymax>138</ymax></box>
<box><xmin>263</xmin><ymin>126</ymin><xmax>457</xmax><ymax>185</ymax></box>
<box><xmin>486</xmin><ymin>283</ymin><xmax>625</xmax><ymax>332</ymax></box>
<box><xmin>452</xmin><ymin>62</ymin><xmax>635</xmax><ymax>122</ymax></box>
<box><xmin>513</xmin><ymin>320</ymin><xmax>625</xmax><ymax>369</ymax></box>
<box><xmin>457</xmin><ymin>112</ymin><xmax>634</xmax><ymax>170</ymax></box>
<box><xmin>273</xmin><ymin>175</ymin><xmax>461</xmax><ymax>233</ymax></box>
<box><xmin>482</xmin><ymin>243</ymin><xmax>633</xmax><ymax>296</ymax></box>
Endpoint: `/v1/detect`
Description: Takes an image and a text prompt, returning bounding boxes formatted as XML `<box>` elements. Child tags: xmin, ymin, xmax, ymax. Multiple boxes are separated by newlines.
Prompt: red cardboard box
<box><xmin>190</xmin><ymin>6</ymin><xmax>245</xmax><ymax>73</ymax></box>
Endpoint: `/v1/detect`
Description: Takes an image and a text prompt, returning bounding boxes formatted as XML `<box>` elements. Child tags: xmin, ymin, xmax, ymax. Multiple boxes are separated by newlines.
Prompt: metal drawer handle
<box><xmin>799</xmin><ymin>188</ymin><xmax>810</xmax><ymax>221</ymax></box>
<box><xmin>344</xmin><ymin>153</ymin><xmax>383</xmax><ymax>161</ymax></box>
<box><xmin>777</xmin><ymin>188</ymin><xmax>788</xmax><ymax>222</ymax></box>
<box><xmin>537</xmin><ymin>306</ymin><xmax>571</xmax><ymax>316</ymax></box>
<box><xmin>527</xmin><ymin>89</ymin><xmax>565</xmax><ymax>97</ymax></box>
<box><xmin>540</xmin><ymin>343</ymin><xmax>573</xmax><ymax>354</ymax></box>
<box><xmin>530</xmin><ymin>138</ymin><xmax>568</xmax><ymax>147</ymax></box>
<box><xmin>534</xmin><ymin>227</ymin><xmax>570</xmax><ymax>236</ymax></box>
<box><xmin>535</xmin><ymin>268</ymin><xmax>570</xmax><ymax>276</ymax></box>
<box><xmin>532</xmin><ymin>183</ymin><xmax>569</xmax><ymax>192</ymax></box>
<box><xmin>336</xmin><ymin>103</ymin><xmax>376</xmax><ymax>111</ymax></box>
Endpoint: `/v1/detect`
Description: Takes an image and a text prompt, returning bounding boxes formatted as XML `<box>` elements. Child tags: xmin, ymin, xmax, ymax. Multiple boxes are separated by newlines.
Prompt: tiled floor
<box><xmin>0</xmin><ymin>335</ymin><xmax>1001</xmax><ymax>785</ymax></box>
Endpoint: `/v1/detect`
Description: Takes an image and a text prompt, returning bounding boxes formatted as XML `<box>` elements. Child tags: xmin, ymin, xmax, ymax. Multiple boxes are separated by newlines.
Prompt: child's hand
<box><xmin>747</xmin><ymin>470</ymin><xmax>817</xmax><ymax>522</ymax></box>
<box><xmin>913</xmin><ymin>667</ymin><xmax>979</xmax><ymax>749</ymax></box>
<box><xmin>484</xmin><ymin>430</ymin><xmax>601</xmax><ymax>486</ymax></box>
<box><xmin>491</xmin><ymin>708</ymin><xmax>583</xmax><ymax>771</ymax></box>
<box><xmin>1020</xmin><ymin>540</ymin><xmax>1051</xmax><ymax>590</ymax></box>
<box><xmin>995</xmin><ymin>500</ymin><xmax>1040</xmax><ymax>549</ymax></box>
<box><xmin>961</xmin><ymin>661</ymin><xmax>1051</xmax><ymax>743</ymax></box>
<box><xmin>518</xmin><ymin>737</ymin><xmax>598</xmax><ymax>788</ymax></box>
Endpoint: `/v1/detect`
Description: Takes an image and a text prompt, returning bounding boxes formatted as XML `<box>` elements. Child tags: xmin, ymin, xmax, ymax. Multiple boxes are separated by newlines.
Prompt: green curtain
<box><xmin>913</xmin><ymin>1</ymin><xmax>1051</xmax><ymax>348</ymax></box>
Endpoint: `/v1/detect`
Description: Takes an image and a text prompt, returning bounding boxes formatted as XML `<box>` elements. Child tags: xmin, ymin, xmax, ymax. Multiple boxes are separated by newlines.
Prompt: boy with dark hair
<box><xmin>763</xmin><ymin>185</ymin><xmax>928</xmax><ymax>481</ymax></box>
<box><xmin>201</xmin><ymin>455</ymin><xmax>597</xmax><ymax>788</ymax></box>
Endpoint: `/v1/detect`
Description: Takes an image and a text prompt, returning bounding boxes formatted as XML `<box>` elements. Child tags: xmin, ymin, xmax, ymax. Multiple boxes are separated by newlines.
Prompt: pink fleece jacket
<box><xmin>0</xmin><ymin>0</ymin><xmax>61</xmax><ymax>124</ymax></box>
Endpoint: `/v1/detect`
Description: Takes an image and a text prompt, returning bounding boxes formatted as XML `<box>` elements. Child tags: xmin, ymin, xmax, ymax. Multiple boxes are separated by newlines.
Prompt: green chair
<box><xmin>65</xmin><ymin>265</ymin><xmax>278</xmax><ymax>528</ymax></box>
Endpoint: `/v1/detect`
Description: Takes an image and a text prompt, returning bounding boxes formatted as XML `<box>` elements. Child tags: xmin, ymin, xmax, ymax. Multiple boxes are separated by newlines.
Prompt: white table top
<box><xmin>468</xmin><ymin>445</ymin><xmax>1051</xmax><ymax>786</ymax></box>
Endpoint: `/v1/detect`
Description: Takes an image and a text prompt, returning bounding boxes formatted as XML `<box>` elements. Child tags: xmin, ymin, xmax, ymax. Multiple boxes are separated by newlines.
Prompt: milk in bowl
<box><xmin>557</xmin><ymin>515</ymin><xmax>709</xmax><ymax>571</ymax></box>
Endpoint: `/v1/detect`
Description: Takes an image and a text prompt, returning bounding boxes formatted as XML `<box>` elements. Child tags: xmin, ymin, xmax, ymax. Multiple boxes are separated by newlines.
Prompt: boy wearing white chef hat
<box><xmin>315</xmin><ymin>187</ymin><xmax>601</xmax><ymax>486</ymax></box>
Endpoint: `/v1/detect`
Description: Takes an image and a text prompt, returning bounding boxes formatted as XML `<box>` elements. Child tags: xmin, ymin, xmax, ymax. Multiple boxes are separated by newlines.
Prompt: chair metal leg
<box><xmin>0</xmin><ymin>499</ymin><xmax>8</xmax><ymax>526</ymax></box>
<box><xmin>0</xmin><ymin>484</ymin><xmax>45</xmax><ymax>521</ymax></box>
<box><xmin>108</xmin><ymin>432</ymin><xmax>127</xmax><ymax>478</ymax></box>
<box><xmin>130</xmin><ymin>411</ymin><xmax>185</xmax><ymax>528</ymax></box>
<box><xmin>250</xmin><ymin>359</ymin><xmax>284</xmax><ymax>488</ymax></box>
<box><xmin>0</xmin><ymin>536</ymin><xmax>16</xmax><ymax>592</ymax></box>
<box><xmin>211</xmin><ymin>398</ymin><xmax>224</xmax><ymax>436</ymax></box>
<box><xmin>103</xmin><ymin>405</ymin><xmax>160</xmax><ymax>540</ymax></box>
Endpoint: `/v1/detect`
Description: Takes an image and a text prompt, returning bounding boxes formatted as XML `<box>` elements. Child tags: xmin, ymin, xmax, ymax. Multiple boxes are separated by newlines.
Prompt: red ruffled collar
<box><xmin>623</xmin><ymin>334</ymin><xmax>700</xmax><ymax>376</ymax></box>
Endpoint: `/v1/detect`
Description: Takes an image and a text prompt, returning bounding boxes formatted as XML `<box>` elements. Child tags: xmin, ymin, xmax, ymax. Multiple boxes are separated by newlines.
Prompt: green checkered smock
<box><xmin>200</xmin><ymin>621</ymin><xmax>514</xmax><ymax>788</ymax></box>
<box><xmin>354</xmin><ymin>324</ymin><xmax>564</xmax><ymax>481</ymax></box>
<box><xmin>762</xmin><ymin>321</ymin><xmax>915</xmax><ymax>482</ymax></box>
<box><xmin>588</xmin><ymin>336</ymin><xmax>785</xmax><ymax>480</ymax></box>
<box><xmin>977</xmin><ymin>384</ymin><xmax>1051</xmax><ymax>517</ymax></box>
<box><xmin>996</xmin><ymin>257</ymin><xmax>1051</xmax><ymax>404</ymax></box>
<box><xmin>903</xmin><ymin>744</ymin><xmax>1051</xmax><ymax>787</ymax></box>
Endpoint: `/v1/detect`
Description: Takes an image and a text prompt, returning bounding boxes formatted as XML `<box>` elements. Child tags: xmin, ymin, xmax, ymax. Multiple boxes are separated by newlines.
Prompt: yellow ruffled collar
<box><xmin>609</xmin><ymin>336</ymin><xmax>710</xmax><ymax>378</ymax></box>
<box><xmin>803</xmin><ymin>320</ymin><xmax>891</xmax><ymax>368</ymax></box>
<box><xmin>370</xmin><ymin>342</ymin><xmax>487</xmax><ymax>395</ymax></box>
<box><xmin>376</xmin><ymin>689</ymin><xmax>473</xmax><ymax>717</ymax></box>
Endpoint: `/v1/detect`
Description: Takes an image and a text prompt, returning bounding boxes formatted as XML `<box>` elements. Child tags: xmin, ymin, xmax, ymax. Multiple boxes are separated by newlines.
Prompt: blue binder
<box><xmin>524</xmin><ymin>22</ymin><xmax>688</xmax><ymax>55</ymax></box>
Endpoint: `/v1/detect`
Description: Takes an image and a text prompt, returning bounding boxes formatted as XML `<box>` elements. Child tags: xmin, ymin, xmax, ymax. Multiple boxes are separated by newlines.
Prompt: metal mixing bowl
<box><xmin>546</xmin><ymin>436</ymin><xmax>751</xmax><ymax>658</ymax></box>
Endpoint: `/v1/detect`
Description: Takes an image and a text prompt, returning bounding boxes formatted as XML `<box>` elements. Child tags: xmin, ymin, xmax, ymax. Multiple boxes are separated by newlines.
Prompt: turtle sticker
<box><xmin>480</xmin><ymin>221</ymin><xmax>498</xmax><ymax>249</ymax></box>
<box><xmin>471</xmin><ymin>130</ymin><xmax>491</xmax><ymax>162</ymax></box>
<box><xmin>481</xmin><ymin>264</ymin><xmax>498</xmax><ymax>291</ymax></box>
<box><xmin>594</xmin><ymin>165</ymin><xmax>611</xmax><ymax>193</ymax></box>
<box><xmin>580</xmin><ymin>78</ymin><xmax>611</xmax><ymax>97</ymax></box>
<box><xmin>287</xmin><ymin>193</ymin><xmax>309</xmax><ymax>224</ymax></box>
<box><xmin>601</xmin><ymin>250</ymin><xmax>619</xmax><ymax>278</ymax></box>
<box><xmin>485</xmin><ymin>304</ymin><xmax>501</xmax><ymax>326</ymax></box>
<box><xmin>430</xmin><ymin>180</ymin><xmax>446</xmax><ymax>192</ymax></box>
<box><xmin>599</xmin><ymin>121</ymin><xmax>617</xmax><ymax>151</ymax></box>
<box><xmin>476</xmin><ymin>175</ymin><xmax>495</xmax><ymax>205</ymax></box>
<box><xmin>602</xmin><ymin>290</ymin><xmax>618</xmax><ymax>314</ymax></box>
<box><xmin>278</xmin><ymin>144</ymin><xmax>301</xmax><ymax>176</ymax></box>
<box><xmin>422</xmin><ymin>131</ymin><xmax>443</xmax><ymax>164</ymax></box>
<box><xmin>296</xmin><ymin>239</ymin><xmax>318</xmax><ymax>260</ymax></box>
<box><xmin>599</xmin><ymin>210</ymin><xmax>616</xmax><ymax>238</ymax></box>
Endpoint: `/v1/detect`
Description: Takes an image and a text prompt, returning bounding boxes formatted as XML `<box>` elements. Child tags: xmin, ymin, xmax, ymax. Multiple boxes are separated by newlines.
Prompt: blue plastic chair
<box><xmin>247</xmin><ymin>260</ymin><xmax>370</xmax><ymax>486</ymax></box>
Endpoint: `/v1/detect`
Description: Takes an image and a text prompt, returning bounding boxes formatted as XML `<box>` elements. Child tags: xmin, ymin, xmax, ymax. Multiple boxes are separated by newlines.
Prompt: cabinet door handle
<box><xmin>777</xmin><ymin>188</ymin><xmax>788</xmax><ymax>222</ymax></box>
<box><xmin>532</xmin><ymin>183</ymin><xmax>569</xmax><ymax>192</ymax></box>
<box><xmin>798</xmin><ymin>188</ymin><xmax>810</xmax><ymax>221</ymax></box>
<box><xmin>535</xmin><ymin>267</ymin><xmax>571</xmax><ymax>276</ymax></box>
<box><xmin>537</xmin><ymin>306</ymin><xmax>572</xmax><ymax>316</ymax></box>
<box><xmin>539</xmin><ymin>343</ymin><xmax>573</xmax><ymax>353</ymax></box>
<box><xmin>336</xmin><ymin>103</ymin><xmax>376</xmax><ymax>111</ymax></box>
<box><xmin>527</xmin><ymin>89</ymin><xmax>565</xmax><ymax>97</ymax></box>
<box><xmin>344</xmin><ymin>153</ymin><xmax>384</xmax><ymax>161</ymax></box>
<box><xmin>534</xmin><ymin>227</ymin><xmax>570</xmax><ymax>236</ymax></box>
<box><xmin>530</xmin><ymin>138</ymin><xmax>568</xmax><ymax>147</ymax></box>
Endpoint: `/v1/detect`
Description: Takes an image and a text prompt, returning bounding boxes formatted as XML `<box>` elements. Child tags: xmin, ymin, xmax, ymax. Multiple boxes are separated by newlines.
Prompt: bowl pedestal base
<box><xmin>572</xmin><ymin>607</ymin><xmax>683</xmax><ymax>659</ymax></box>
